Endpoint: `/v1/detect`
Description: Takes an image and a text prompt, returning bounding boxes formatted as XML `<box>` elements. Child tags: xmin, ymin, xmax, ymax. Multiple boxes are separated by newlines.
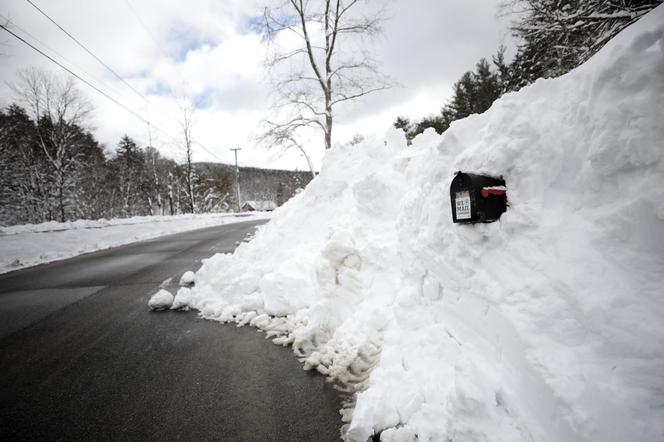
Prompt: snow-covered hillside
<box><xmin>179</xmin><ymin>6</ymin><xmax>664</xmax><ymax>441</ymax></box>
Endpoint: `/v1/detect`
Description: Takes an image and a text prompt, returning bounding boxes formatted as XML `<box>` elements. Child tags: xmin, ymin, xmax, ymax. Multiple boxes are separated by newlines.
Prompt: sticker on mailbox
<box><xmin>455</xmin><ymin>191</ymin><xmax>471</xmax><ymax>219</ymax></box>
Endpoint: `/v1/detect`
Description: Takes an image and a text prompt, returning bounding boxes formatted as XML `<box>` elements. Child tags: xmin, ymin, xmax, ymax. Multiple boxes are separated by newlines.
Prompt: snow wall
<box><xmin>182</xmin><ymin>7</ymin><xmax>664</xmax><ymax>441</ymax></box>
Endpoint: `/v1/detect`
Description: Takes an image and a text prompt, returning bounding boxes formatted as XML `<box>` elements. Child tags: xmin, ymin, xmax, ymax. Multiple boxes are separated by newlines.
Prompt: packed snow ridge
<box><xmin>171</xmin><ymin>7</ymin><xmax>664</xmax><ymax>442</ymax></box>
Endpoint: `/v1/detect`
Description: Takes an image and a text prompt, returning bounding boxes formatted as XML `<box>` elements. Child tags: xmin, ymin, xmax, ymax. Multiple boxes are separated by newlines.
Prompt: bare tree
<box><xmin>167</xmin><ymin>170</ymin><xmax>176</xmax><ymax>215</ymax></box>
<box><xmin>258</xmin><ymin>123</ymin><xmax>316</xmax><ymax>178</ymax></box>
<box><xmin>261</xmin><ymin>0</ymin><xmax>392</xmax><ymax>155</ymax></box>
<box><xmin>145</xmin><ymin>145</ymin><xmax>164</xmax><ymax>215</ymax></box>
<box><xmin>10</xmin><ymin>68</ymin><xmax>92</xmax><ymax>222</ymax></box>
<box><xmin>180</xmin><ymin>103</ymin><xmax>196</xmax><ymax>214</ymax></box>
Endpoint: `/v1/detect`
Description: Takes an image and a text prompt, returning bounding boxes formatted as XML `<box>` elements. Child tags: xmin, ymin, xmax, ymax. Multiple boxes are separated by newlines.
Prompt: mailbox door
<box><xmin>454</xmin><ymin>190</ymin><xmax>472</xmax><ymax>221</ymax></box>
<box><xmin>450</xmin><ymin>173</ymin><xmax>478</xmax><ymax>223</ymax></box>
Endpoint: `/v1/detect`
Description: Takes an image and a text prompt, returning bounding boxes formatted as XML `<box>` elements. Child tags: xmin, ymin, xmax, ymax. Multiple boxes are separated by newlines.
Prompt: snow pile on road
<box><xmin>184</xmin><ymin>8</ymin><xmax>664</xmax><ymax>442</ymax></box>
<box><xmin>179</xmin><ymin>271</ymin><xmax>196</xmax><ymax>287</ymax></box>
<box><xmin>148</xmin><ymin>289</ymin><xmax>175</xmax><ymax>310</ymax></box>
<box><xmin>0</xmin><ymin>213</ymin><xmax>270</xmax><ymax>274</ymax></box>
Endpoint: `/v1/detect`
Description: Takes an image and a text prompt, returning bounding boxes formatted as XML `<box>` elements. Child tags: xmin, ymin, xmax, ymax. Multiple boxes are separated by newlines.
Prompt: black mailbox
<box><xmin>450</xmin><ymin>171</ymin><xmax>507</xmax><ymax>223</ymax></box>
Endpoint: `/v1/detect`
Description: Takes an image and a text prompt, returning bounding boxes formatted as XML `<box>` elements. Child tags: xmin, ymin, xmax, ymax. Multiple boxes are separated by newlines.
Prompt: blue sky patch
<box><xmin>146</xmin><ymin>82</ymin><xmax>172</xmax><ymax>97</ymax></box>
<box><xmin>241</xmin><ymin>15</ymin><xmax>264</xmax><ymax>35</ymax></box>
<box><xmin>193</xmin><ymin>89</ymin><xmax>214</xmax><ymax>110</ymax></box>
<box><xmin>165</xmin><ymin>25</ymin><xmax>218</xmax><ymax>62</ymax></box>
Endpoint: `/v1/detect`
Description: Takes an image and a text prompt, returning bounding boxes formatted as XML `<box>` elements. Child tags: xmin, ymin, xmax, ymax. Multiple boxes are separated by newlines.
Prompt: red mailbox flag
<box><xmin>480</xmin><ymin>186</ymin><xmax>507</xmax><ymax>199</ymax></box>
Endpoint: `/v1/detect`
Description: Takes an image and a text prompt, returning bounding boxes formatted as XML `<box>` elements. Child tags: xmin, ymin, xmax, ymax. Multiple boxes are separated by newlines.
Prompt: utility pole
<box><xmin>230</xmin><ymin>148</ymin><xmax>242</xmax><ymax>212</ymax></box>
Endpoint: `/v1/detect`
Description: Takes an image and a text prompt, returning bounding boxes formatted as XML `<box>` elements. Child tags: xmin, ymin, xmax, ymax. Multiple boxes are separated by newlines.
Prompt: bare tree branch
<box><xmin>179</xmin><ymin>100</ymin><xmax>196</xmax><ymax>213</ymax></box>
<box><xmin>259</xmin><ymin>0</ymin><xmax>393</xmax><ymax>161</ymax></box>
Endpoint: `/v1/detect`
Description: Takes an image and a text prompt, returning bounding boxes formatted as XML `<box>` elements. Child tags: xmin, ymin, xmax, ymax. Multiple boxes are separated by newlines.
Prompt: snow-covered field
<box><xmin>159</xmin><ymin>7</ymin><xmax>663</xmax><ymax>442</ymax></box>
<box><xmin>0</xmin><ymin>213</ymin><xmax>270</xmax><ymax>274</ymax></box>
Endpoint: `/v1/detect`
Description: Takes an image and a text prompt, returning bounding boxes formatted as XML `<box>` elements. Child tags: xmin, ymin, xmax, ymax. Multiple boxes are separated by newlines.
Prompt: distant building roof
<box><xmin>242</xmin><ymin>200</ymin><xmax>277</xmax><ymax>212</ymax></box>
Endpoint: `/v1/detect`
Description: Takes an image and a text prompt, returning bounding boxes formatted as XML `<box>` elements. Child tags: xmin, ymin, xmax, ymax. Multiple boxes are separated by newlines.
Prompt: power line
<box><xmin>121</xmin><ymin>0</ymin><xmax>225</xmax><ymax>162</ymax></box>
<box><xmin>5</xmin><ymin>7</ymin><xmax>226</xmax><ymax>163</ymax></box>
<box><xmin>2</xmin><ymin>23</ymin><xmax>181</xmax><ymax>157</ymax></box>
<box><xmin>1</xmin><ymin>23</ymin><xmax>155</xmax><ymax>128</ymax></box>
<box><xmin>0</xmin><ymin>15</ymin><xmax>132</xmax><ymax>103</ymax></box>
<box><xmin>123</xmin><ymin>0</ymin><xmax>167</xmax><ymax>60</ymax></box>
<box><xmin>24</xmin><ymin>0</ymin><xmax>150</xmax><ymax>105</ymax></box>
<box><xmin>23</xmin><ymin>0</ymin><xmax>197</xmax><ymax>148</ymax></box>
<box><xmin>122</xmin><ymin>0</ymin><xmax>189</xmax><ymax>97</ymax></box>
<box><xmin>24</xmin><ymin>0</ymin><xmax>188</xmax><ymax>134</ymax></box>
<box><xmin>122</xmin><ymin>0</ymin><xmax>216</xmax><ymax>158</ymax></box>
<box><xmin>195</xmin><ymin>141</ymin><xmax>224</xmax><ymax>161</ymax></box>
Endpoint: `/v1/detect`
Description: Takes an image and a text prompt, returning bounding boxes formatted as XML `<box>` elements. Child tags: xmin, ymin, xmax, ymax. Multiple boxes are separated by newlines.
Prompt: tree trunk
<box><xmin>325</xmin><ymin>109</ymin><xmax>332</xmax><ymax>150</ymax></box>
<box><xmin>124</xmin><ymin>182</ymin><xmax>132</xmax><ymax>217</ymax></box>
<box><xmin>187</xmin><ymin>171</ymin><xmax>195</xmax><ymax>213</ymax></box>
<box><xmin>151</xmin><ymin>155</ymin><xmax>163</xmax><ymax>215</ymax></box>
<box><xmin>58</xmin><ymin>173</ymin><xmax>66</xmax><ymax>222</ymax></box>
<box><xmin>186</xmin><ymin>153</ymin><xmax>195</xmax><ymax>214</ymax></box>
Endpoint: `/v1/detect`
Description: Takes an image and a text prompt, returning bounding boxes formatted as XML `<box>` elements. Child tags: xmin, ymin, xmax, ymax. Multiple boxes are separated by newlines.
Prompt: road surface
<box><xmin>0</xmin><ymin>220</ymin><xmax>343</xmax><ymax>441</ymax></box>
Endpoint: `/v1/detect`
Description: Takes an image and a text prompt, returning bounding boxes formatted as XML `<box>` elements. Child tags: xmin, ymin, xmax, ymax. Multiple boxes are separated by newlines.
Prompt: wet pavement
<box><xmin>0</xmin><ymin>220</ymin><xmax>342</xmax><ymax>441</ymax></box>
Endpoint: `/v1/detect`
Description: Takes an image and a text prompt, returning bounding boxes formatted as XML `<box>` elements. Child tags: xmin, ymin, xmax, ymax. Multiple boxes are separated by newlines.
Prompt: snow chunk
<box><xmin>179</xmin><ymin>271</ymin><xmax>195</xmax><ymax>287</ymax></box>
<box><xmin>148</xmin><ymin>289</ymin><xmax>174</xmax><ymax>310</ymax></box>
<box><xmin>171</xmin><ymin>287</ymin><xmax>193</xmax><ymax>310</ymax></box>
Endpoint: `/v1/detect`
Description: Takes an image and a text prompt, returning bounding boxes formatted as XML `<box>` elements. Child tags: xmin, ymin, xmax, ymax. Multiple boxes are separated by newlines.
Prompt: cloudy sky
<box><xmin>0</xmin><ymin>0</ymin><xmax>512</xmax><ymax>170</ymax></box>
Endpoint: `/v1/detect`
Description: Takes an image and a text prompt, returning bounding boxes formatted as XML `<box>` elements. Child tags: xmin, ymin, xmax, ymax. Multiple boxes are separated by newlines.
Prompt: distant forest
<box><xmin>0</xmin><ymin>71</ymin><xmax>311</xmax><ymax>226</ymax></box>
<box><xmin>396</xmin><ymin>0</ymin><xmax>663</xmax><ymax>141</ymax></box>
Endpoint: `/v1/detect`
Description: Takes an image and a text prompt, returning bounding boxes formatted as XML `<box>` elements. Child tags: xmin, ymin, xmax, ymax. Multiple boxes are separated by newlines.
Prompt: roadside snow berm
<box><xmin>177</xmin><ymin>5</ymin><xmax>664</xmax><ymax>442</ymax></box>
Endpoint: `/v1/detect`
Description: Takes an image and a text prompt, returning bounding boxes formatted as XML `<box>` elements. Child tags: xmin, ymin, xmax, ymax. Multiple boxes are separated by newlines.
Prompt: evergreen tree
<box><xmin>394</xmin><ymin>2</ymin><xmax>660</xmax><ymax>143</ymax></box>
<box><xmin>399</xmin><ymin>54</ymin><xmax>507</xmax><ymax>141</ymax></box>
<box><xmin>492</xmin><ymin>46</ymin><xmax>511</xmax><ymax>94</ymax></box>
<box><xmin>66</xmin><ymin>125</ymin><xmax>106</xmax><ymax>220</ymax></box>
<box><xmin>111</xmin><ymin>135</ymin><xmax>148</xmax><ymax>217</ymax></box>
<box><xmin>0</xmin><ymin>105</ymin><xmax>49</xmax><ymax>224</ymax></box>
<box><xmin>505</xmin><ymin>0</ymin><xmax>662</xmax><ymax>89</ymax></box>
<box><xmin>393</xmin><ymin>117</ymin><xmax>412</xmax><ymax>134</ymax></box>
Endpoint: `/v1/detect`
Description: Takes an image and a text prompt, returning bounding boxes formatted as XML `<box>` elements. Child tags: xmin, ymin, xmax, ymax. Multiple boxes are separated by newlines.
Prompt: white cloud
<box><xmin>0</xmin><ymin>0</ymin><xmax>511</xmax><ymax>171</ymax></box>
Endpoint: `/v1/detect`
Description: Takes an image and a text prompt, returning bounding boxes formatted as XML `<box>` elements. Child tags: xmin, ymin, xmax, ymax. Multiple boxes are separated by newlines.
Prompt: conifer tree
<box><xmin>504</xmin><ymin>0</ymin><xmax>663</xmax><ymax>89</ymax></box>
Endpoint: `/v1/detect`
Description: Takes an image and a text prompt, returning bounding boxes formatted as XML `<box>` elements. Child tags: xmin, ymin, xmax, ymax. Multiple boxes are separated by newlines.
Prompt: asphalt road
<box><xmin>0</xmin><ymin>220</ymin><xmax>343</xmax><ymax>441</ymax></box>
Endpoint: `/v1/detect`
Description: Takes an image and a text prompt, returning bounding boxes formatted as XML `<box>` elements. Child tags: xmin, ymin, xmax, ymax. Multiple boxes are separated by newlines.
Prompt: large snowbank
<box><xmin>183</xmin><ymin>7</ymin><xmax>664</xmax><ymax>442</ymax></box>
<box><xmin>0</xmin><ymin>213</ymin><xmax>270</xmax><ymax>274</ymax></box>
